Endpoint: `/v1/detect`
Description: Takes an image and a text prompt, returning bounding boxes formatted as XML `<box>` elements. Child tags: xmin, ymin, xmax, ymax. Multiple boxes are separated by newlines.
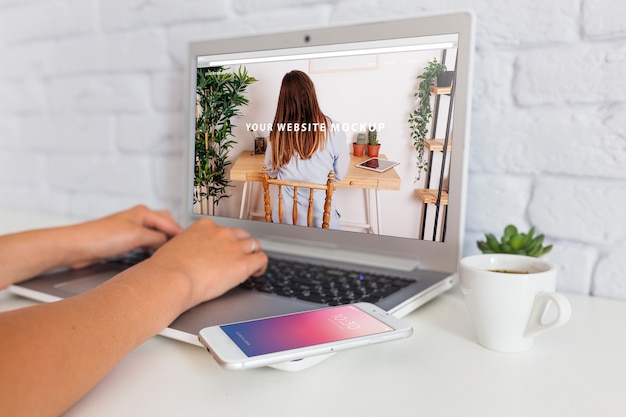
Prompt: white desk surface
<box><xmin>2</xmin><ymin>210</ymin><xmax>625</xmax><ymax>417</ymax></box>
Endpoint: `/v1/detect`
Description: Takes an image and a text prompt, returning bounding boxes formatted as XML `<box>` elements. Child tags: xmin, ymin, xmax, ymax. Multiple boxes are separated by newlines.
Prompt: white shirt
<box><xmin>264</xmin><ymin>123</ymin><xmax>349</xmax><ymax>229</ymax></box>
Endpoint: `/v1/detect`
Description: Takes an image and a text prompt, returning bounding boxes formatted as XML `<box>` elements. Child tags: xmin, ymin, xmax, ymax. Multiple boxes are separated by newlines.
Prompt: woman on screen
<box><xmin>264</xmin><ymin>70</ymin><xmax>350</xmax><ymax>229</ymax></box>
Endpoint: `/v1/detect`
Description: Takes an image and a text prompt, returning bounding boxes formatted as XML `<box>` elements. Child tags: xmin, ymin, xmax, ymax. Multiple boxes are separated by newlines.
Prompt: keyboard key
<box><xmin>240</xmin><ymin>257</ymin><xmax>414</xmax><ymax>306</ymax></box>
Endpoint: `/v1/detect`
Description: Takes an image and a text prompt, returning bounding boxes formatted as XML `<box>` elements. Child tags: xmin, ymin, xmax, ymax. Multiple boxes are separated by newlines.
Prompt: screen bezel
<box><xmin>184</xmin><ymin>12</ymin><xmax>474</xmax><ymax>273</ymax></box>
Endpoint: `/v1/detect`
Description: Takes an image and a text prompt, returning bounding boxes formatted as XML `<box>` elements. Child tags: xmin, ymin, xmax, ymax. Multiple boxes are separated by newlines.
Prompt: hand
<box><xmin>67</xmin><ymin>205</ymin><xmax>183</xmax><ymax>269</ymax></box>
<box><xmin>145</xmin><ymin>218</ymin><xmax>268</xmax><ymax>309</ymax></box>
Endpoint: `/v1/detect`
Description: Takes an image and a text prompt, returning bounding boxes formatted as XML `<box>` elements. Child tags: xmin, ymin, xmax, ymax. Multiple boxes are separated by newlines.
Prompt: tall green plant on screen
<box><xmin>408</xmin><ymin>58</ymin><xmax>446</xmax><ymax>181</ymax></box>
<box><xmin>195</xmin><ymin>66</ymin><xmax>257</xmax><ymax>215</ymax></box>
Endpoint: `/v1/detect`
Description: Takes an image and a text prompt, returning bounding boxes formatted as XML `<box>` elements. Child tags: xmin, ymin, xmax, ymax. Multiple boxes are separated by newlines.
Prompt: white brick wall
<box><xmin>1</xmin><ymin>0</ymin><xmax>625</xmax><ymax>300</ymax></box>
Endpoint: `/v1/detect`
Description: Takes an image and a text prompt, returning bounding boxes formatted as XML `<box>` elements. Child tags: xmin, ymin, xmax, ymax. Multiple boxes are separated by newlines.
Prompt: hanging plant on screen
<box><xmin>408</xmin><ymin>58</ymin><xmax>446</xmax><ymax>182</ymax></box>
<box><xmin>195</xmin><ymin>66</ymin><xmax>256</xmax><ymax>215</ymax></box>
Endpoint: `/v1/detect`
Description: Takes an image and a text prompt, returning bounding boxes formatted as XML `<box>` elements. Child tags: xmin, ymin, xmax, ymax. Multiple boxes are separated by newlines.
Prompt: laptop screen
<box><xmin>184</xmin><ymin>12</ymin><xmax>474</xmax><ymax>272</ymax></box>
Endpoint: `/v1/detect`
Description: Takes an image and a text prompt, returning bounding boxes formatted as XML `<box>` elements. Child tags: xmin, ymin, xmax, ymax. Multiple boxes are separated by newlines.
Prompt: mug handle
<box><xmin>525</xmin><ymin>292</ymin><xmax>572</xmax><ymax>338</ymax></box>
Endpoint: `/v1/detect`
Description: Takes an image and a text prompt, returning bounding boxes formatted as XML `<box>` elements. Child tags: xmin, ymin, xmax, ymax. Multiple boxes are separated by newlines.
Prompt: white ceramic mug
<box><xmin>459</xmin><ymin>254</ymin><xmax>571</xmax><ymax>352</ymax></box>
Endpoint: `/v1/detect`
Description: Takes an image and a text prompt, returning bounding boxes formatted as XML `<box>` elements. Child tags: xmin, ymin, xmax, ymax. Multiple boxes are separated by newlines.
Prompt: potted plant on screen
<box><xmin>476</xmin><ymin>225</ymin><xmax>553</xmax><ymax>257</ymax></box>
<box><xmin>367</xmin><ymin>127</ymin><xmax>380</xmax><ymax>157</ymax></box>
<box><xmin>353</xmin><ymin>132</ymin><xmax>367</xmax><ymax>157</ymax></box>
<box><xmin>436</xmin><ymin>69</ymin><xmax>454</xmax><ymax>88</ymax></box>
<box><xmin>408</xmin><ymin>58</ymin><xmax>446</xmax><ymax>181</ymax></box>
<box><xmin>195</xmin><ymin>66</ymin><xmax>257</xmax><ymax>215</ymax></box>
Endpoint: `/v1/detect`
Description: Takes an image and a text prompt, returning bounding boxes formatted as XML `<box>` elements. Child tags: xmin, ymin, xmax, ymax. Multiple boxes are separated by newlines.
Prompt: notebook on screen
<box><xmin>9</xmin><ymin>11</ymin><xmax>474</xmax><ymax>367</ymax></box>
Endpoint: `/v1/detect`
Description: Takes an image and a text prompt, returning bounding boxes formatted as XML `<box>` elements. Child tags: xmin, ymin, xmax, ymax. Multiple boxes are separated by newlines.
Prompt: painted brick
<box><xmin>462</xmin><ymin>230</ymin><xmax>485</xmax><ymax>258</ymax></box>
<box><xmin>0</xmin><ymin>80</ymin><xmax>46</xmax><ymax>114</ymax></box>
<box><xmin>514</xmin><ymin>45</ymin><xmax>626</xmax><ymax>105</ymax></box>
<box><xmin>583</xmin><ymin>0</ymin><xmax>626</xmax><ymax>39</ymax></box>
<box><xmin>46</xmin><ymin>75</ymin><xmax>152</xmax><ymax>114</ymax></box>
<box><xmin>229</xmin><ymin>3</ymin><xmax>332</xmax><ymax>33</ymax></box>
<box><xmin>465</xmin><ymin>173</ymin><xmax>532</xmax><ymax>234</ymax></box>
<box><xmin>151</xmin><ymin>72</ymin><xmax>185</xmax><ymax>111</ymax></box>
<box><xmin>592</xmin><ymin>242</ymin><xmax>626</xmax><ymax>300</ymax></box>
<box><xmin>0</xmin><ymin>153</ymin><xmax>45</xmax><ymax>187</ymax></box>
<box><xmin>65</xmin><ymin>192</ymin><xmax>168</xmax><ymax>220</ymax></box>
<box><xmin>529</xmin><ymin>177</ymin><xmax>626</xmax><ymax>245</ymax></box>
<box><xmin>470</xmin><ymin>105</ymin><xmax>626</xmax><ymax>179</ymax></box>
<box><xmin>0</xmin><ymin>0</ymin><xmax>41</xmax><ymax>8</ymax></box>
<box><xmin>0</xmin><ymin>118</ymin><xmax>20</xmax><ymax>150</ymax></box>
<box><xmin>42</xmin><ymin>30</ymin><xmax>171</xmax><ymax>76</ymax></box>
<box><xmin>233</xmin><ymin>0</ymin><xmax>332</xmax><ymax>14</ymax></box>
<box><xmin>152</xmin><ymin>155</ymin><xmax>186</xmax><ymax>203</ymax></box>
<box><xmin>471</xmin><ymin>51</ymin><xmax>515</xmax><ymax>112</ymax></box>
<box><xmin>46</xmin><ymin>155</ymin><xmax>153</xmax><ymax>197</ymax></box>
<box><xmin>0</xmin><ymin>0</ymin><xmax>94</xmax><ymax>44</ymax></box>
<box><xmin>100</xmin><ymin>0</ymin><xmax>230</xmax><ymax>31</ymax></box>
<box><xmin>547</xmin><ymin>243</ymin><xmax>597</xmax><ymax>294</ymax></box>
<box><xmin>451</xmin><ymin>0</ymin><xmax>579</xmax><ymax>48</ymax></box>
<box><xmin>21</xmin><ymin>115</ymin><xmax>113</xmax><ymax>154</ymax></box>
<box><xmin>0</xmin><ymin>186</ymin><xmax>70</xmax><ymax>216</ymax></box>
<box><xmin>0</xmin><ymin>42</ymin><xmax>51</xmax><ymax>80</ymax></box>
<box><xmin>115</xmin><ymin>113</ymin><xmax>185</xmax><ymax>155</ymax></box>
<box><xmin>331</xmin><ymin>0</ymin><xmax>393</xmax><ymax>23</ymax></box>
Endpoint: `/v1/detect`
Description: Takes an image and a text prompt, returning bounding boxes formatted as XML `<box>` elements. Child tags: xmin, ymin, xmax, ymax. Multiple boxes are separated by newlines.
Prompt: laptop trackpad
<box><xmin>54</xmin><ymin>272</ymin><xmax>117</xmax><ymax>294</ymax></box>
<box><xmin>169</xmin><ymin>288</ymin><xmax>318</xmax><ymax>335</ymax></box>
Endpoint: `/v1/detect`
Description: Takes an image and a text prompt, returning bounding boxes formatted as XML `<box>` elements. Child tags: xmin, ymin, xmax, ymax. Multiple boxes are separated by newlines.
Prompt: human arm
<box><xmin>0</xmin><ymin>217</ymin><xmax>267</xmax><ymax>417</ymax></box>
<box><xmin>0</xmin><ymin>205</ymin><xmax>182</xmax><ymax>289</ymax></box>
<box><xmin>264</xmin><ymin>140</ymin><xmax>278</xmax><ymax>178</ymax></box>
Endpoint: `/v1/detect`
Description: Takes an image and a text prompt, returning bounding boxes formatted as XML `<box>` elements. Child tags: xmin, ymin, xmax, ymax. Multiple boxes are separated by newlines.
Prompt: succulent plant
<box><xmin>477</xmin><ymin>225</ymin><xmax>552</xmax><ymax>258</ymax></box>
<box><xmin>356</xmin><ymin>132</ymin><xmax>367</xmax><ymax>145</ymax></box>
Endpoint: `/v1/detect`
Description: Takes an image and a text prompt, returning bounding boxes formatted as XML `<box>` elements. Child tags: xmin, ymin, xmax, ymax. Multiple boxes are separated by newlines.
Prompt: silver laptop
<box><xmin>10</xmin><ymin>12</ymin><xmax>474</xmax><ymax>350</ymax></box>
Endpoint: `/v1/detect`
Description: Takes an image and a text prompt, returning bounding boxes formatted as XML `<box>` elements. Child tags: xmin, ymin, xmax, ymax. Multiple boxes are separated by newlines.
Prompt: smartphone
<box><xmin>198</xmin><ymin>303</ymin><xmax>413</xmax><ymax>370</ymax></box>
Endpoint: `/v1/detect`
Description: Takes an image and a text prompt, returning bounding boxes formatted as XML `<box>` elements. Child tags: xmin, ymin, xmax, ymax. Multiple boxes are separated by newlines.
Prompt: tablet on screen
<box><xmin>355</xmin><ymin>157</ymin><xmax>400</xmax><ymax>173</ymax></box>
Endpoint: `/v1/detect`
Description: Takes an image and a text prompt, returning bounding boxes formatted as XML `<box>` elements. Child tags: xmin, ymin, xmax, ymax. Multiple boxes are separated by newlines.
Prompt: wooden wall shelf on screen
<box><xmin>416</xmin><ymin>51</ymin><xmax>456</xmax><ymax>242</ymax></box>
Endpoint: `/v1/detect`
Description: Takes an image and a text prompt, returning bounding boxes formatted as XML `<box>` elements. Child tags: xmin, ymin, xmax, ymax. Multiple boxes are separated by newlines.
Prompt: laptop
<box><xmin>9</xmin><ymin>11</ymin><xmax>474</xmax><ymax>367</ymax></box>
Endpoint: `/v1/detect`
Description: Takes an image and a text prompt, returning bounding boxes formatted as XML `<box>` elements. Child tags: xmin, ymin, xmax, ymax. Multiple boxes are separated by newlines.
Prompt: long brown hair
<box><xmin>269</xmin><ymin>70</ymin><xmax>328</xmax><ymax>170</ymax></box>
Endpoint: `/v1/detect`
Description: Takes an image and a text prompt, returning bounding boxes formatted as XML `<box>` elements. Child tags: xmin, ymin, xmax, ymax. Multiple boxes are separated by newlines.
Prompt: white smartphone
<box><xmin>198</xmin><ymin>303</ymin><xmax>413</xmax><ymax>370</ymax></box>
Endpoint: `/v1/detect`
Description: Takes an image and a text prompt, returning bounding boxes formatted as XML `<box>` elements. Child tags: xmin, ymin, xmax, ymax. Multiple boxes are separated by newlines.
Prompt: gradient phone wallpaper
<box><xmin>221</xmin><ymin>305</ymin><xmax>395</xmax><ymax>357</ymax></box>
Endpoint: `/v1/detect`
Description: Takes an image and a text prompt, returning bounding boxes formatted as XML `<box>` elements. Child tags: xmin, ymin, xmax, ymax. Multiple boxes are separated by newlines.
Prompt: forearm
<box><xmin>0</xmin><ymin>215</ymin><xmax>265</xmax><ymax>416</ymax></box>
<box><xmin>0</xmin><ymin>205</ymin><xmax>183</xmax><ymax>289</ymax></box>
<box><xmin>0</xmin><ymin>226</ymin><xmax>85</xmax><ymax>288</ymax></box>
<box><xmin>0</xmin><ymin>260</ymin><xmax>191</xmax><ymax>417</ymax></box>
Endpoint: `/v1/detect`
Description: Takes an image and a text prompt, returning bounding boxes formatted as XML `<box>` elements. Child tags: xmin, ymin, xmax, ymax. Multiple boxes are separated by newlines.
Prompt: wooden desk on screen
<box><xmin>229</xmin><ymin>153</ymin><xmax>400</xmax><ymax>234</ymax></box>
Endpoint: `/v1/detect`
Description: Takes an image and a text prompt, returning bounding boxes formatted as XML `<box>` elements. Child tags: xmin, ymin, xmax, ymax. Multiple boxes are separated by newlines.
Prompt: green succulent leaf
<box><xmin>485</xmin><ymin>234</ymin><xmax>501</xmax><ymax>252</ymax></box>
<box><xmin>500</xmin><ymin>243</ymin><xmax>513</xmax><ymax>253</ymax></box>
<box><xmin>502</xmin><ymin>225</ymin><xmax>517</xmax><ymax>244</ymax></box>
<box><xmin>509</xmin><ymin>234</ymin><xmax>526</xmax><ymax>250</ymax></box>
<box><xmin>476</xmin><ymin>225</ymin><xmax>552</xmax><ymax>258</ymax></box>
<box><xmin>477</xmin><ymin>241</ymin><xmax>491</xmax><ymax>252</ymax></box>
<box><xmin>540</xmin><ymin>245</ymin><xmax>553</xmax><ymax>256</ymax></box>
<box><xmin>521</xmin><ymin>227</ymin><xmax>535</xmax><ymax>247</ymax></box>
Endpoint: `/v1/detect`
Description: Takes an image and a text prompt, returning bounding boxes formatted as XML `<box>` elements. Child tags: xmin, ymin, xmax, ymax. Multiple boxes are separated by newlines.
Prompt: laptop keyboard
<box><xmin>104</xmin><ymin>251</ymin><xmax>414</xmax><ymax>306</ymax></box>
<box><xmin>239</xmin><ymin>257</ymin><xmax>414</xmax><ymax>306</ymax></box>
<box><xmin>104</xmin><ymin>249</ymin><xmax>153</xmax><ymax>267</ymax></box>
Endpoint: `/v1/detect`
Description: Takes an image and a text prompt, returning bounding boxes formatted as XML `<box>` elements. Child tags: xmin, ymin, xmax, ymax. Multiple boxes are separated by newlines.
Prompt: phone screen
<box><xmin>220</xmin><ymin>305</ymin><xmax>395</xmax><ymax>357</ymax></box>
